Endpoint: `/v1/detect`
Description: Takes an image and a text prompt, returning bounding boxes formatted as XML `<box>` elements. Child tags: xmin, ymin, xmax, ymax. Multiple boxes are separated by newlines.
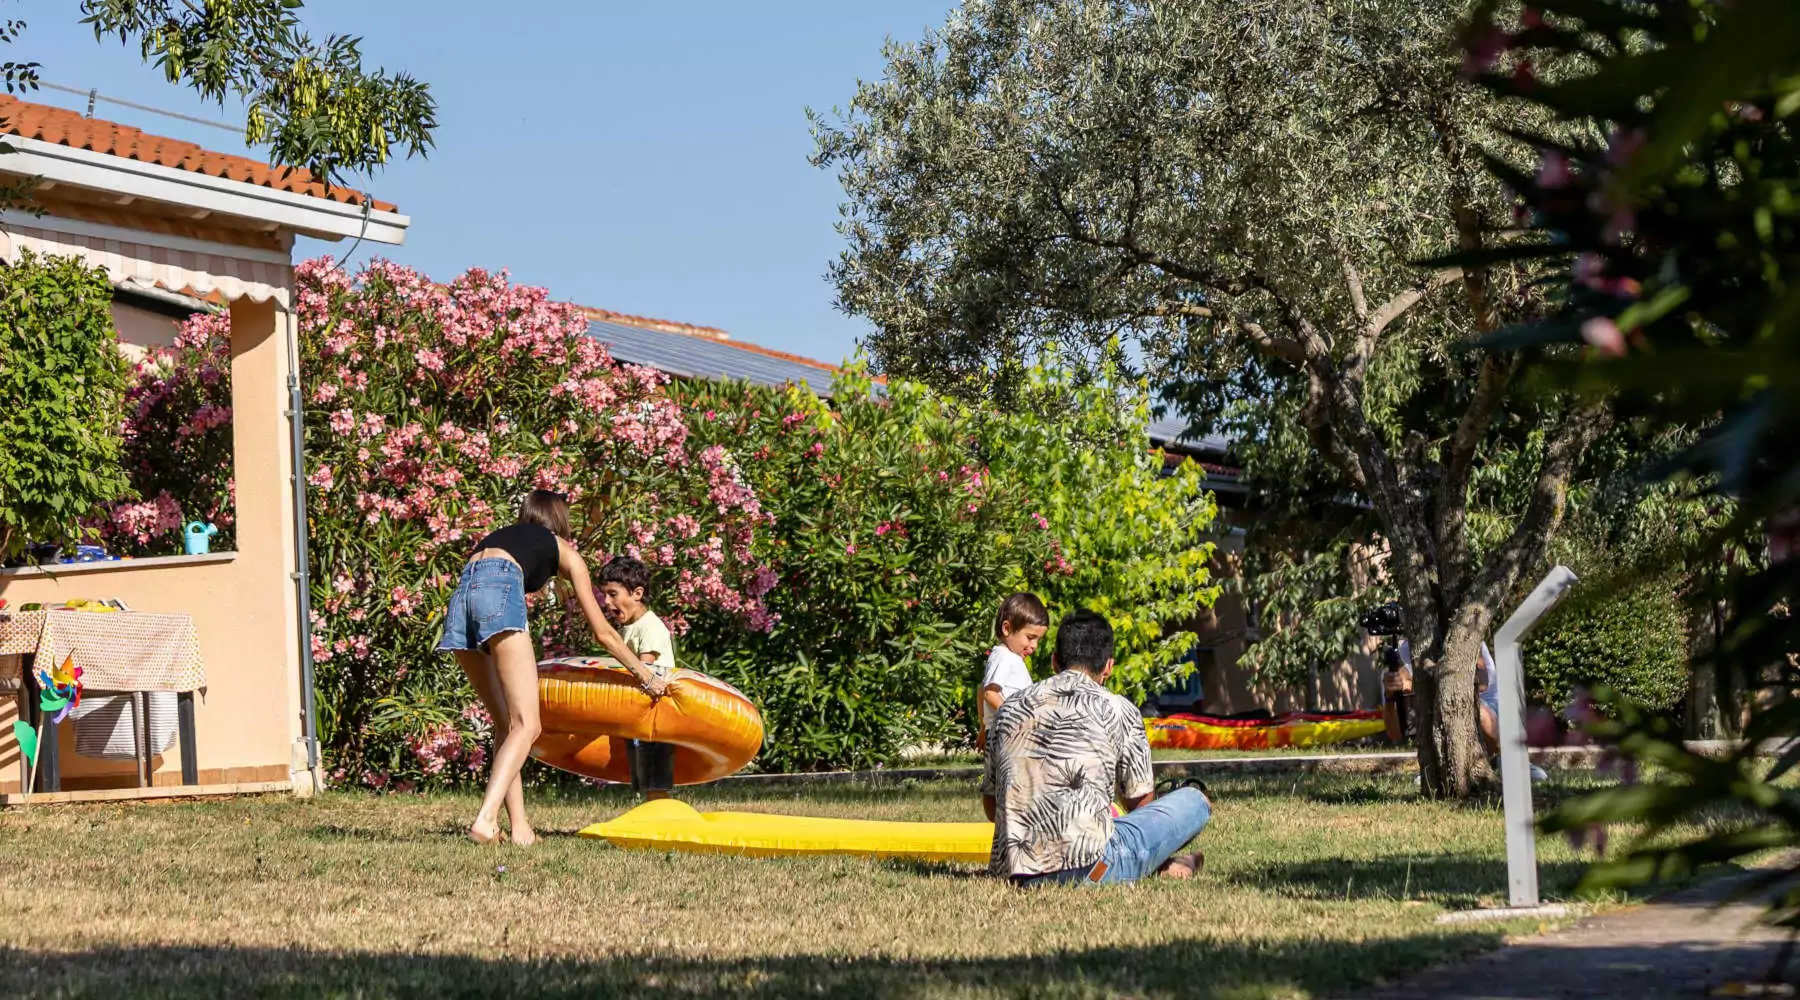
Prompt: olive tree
<box><xmin>813</xmin><ymin>0</ymin><xmax>1606</xmax><ymax>796</ymax></box>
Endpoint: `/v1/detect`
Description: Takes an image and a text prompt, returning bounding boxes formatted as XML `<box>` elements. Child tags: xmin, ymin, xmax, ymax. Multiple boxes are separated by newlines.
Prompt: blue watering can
<box><xmin>184</xmin><ymin>522</ymin><xmax>219</xmax><ymax>555</ymax></box>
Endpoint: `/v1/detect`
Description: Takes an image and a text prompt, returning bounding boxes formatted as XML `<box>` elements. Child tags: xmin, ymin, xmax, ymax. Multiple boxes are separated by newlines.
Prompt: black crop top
<box><xmin>473</xmin><ymin>524</ymin><xmax>560</xmax><ymax>593</ymax></box>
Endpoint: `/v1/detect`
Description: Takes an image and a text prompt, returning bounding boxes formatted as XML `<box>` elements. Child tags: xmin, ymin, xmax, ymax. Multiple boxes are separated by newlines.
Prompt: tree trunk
<box><xmin>1686</xmin><ymin>597</ymin><xmax>1725</xmax><ymax>739</ymax></box>
<box><xmin>1408</xmin><ymin>601</ymin><xmax>1498</xmax><ymax>798</ymax></box>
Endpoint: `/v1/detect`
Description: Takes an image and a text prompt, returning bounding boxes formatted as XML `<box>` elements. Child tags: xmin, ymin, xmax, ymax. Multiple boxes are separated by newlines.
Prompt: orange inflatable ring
<box><xmin>530</xmin><ymin>656</ymin><xmax>763</xmax><ymax>785</ymax></box>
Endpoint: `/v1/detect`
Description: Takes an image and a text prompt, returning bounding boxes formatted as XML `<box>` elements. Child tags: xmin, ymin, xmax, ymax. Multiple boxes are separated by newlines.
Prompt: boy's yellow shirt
<box><xmin>620</xmin><ymin>609</ymin><xmax>676</xmax><ymax>669</ymax></box>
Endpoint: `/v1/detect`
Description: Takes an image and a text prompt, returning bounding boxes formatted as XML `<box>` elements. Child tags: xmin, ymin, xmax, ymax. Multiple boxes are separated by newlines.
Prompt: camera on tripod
<box><xmin>1358</xmin><ymin>601</ymin><xmax>1404</xmax><ymax>638</ymax></box>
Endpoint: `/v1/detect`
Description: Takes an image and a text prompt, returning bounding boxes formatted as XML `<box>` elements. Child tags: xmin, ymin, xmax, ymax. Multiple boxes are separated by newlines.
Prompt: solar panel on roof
<box><xmin>587</xmin><ymin>321</ymin><xmax>1205</xmax><ymax>448</ymax></box>
<box><xmin>587</xmin><ymin>320</ymin><xmax>836</xmax><ymax>396</ymax></box>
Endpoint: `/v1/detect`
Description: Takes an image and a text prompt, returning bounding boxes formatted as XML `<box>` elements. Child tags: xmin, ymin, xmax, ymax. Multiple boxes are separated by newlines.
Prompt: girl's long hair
<box><xmin>518</xmin><ymin>489</ymin><xmax>573</xmax><ymax>540</ymax></box>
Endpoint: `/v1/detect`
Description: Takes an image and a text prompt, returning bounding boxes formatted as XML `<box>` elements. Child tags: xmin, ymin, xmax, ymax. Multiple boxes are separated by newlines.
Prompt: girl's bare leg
<box><xmin>457</xmin><ymin>649</ymin><xmax>533</xmax><ymax>845</ymax></box>
<box><xmin>465</xmin><ymin>630</ymin><xmax>543</xmax><ymax>845</ymax></box>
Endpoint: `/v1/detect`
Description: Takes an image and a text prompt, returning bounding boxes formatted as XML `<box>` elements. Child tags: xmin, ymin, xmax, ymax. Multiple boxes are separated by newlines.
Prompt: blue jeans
<box><xmin>436</xmin><ymin>558</ymin><xmax>530</xmax><ymax>652</ymax></box>
<box><xmin>1015</xmin><ymin>787</ymin><xmax>1212</xmax><ymax>887</ymax></box>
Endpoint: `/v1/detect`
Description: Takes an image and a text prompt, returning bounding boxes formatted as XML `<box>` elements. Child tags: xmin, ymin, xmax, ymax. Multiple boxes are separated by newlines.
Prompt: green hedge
<box><xmin>0</xmin><ymin>250</ymin><xmax>130</xmax><ymax>562</ymax></box>
<box><xmin>1524</xmin><ymin>578</ymin><xmax>1689</xmax><ymax>713</ymax></box>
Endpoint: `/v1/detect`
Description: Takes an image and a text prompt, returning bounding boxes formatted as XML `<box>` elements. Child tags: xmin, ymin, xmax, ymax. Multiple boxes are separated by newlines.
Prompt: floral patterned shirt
<box><xmin>981</xmin><ymin>669</ymin><xmax>1155</xmax><ymax>877</ymax></box>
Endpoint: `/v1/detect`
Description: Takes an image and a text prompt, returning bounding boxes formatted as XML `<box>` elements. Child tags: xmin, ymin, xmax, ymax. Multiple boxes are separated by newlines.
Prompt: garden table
<box><xmin>0</xmin><ymin>609</ymin><xmax>205</xmax><ymax>793</ymax></box>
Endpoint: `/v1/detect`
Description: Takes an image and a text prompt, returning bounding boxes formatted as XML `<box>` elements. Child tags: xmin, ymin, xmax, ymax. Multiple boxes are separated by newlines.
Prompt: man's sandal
<box><xmin>1156</xmin><ymin>776</ymin><xmax>1213</xmax><ymax>801</ymax></box>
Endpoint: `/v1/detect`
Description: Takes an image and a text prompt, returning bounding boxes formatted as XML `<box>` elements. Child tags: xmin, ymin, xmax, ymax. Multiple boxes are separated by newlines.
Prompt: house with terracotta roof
<box><xmin>0</xmin><ymin>94</ymin><xmax>409</xmax><ymax>802</ymax></box>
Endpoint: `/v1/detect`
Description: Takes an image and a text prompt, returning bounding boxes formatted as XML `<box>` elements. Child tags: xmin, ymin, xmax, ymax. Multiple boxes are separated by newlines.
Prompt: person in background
<box><xmin>437</xmin><ymin>490</ymin><xmax>667</xmax><ymax>846</ymax></box>
<box><xmin>984</xmin><ymin>610</ymin><xmax>1210</xmax><ymax>886</ymax></box>
<box><xmin>977</xmin><ymin>594</ymin><xmax>1049</xmax><ymax>740</ymax></box>
<box><xmin>977</xmin><ymin>592</ymin><xmax>1049</xmax><ymax>820</ymax></box>
<box><xmin>1383</xmin><ymin>638</ymin><xmax>1547</xmax><ymax>781</ymax></box>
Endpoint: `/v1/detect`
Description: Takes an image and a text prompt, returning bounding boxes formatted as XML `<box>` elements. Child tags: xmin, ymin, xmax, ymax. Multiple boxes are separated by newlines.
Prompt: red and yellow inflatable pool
<box><xmin>530</xmin><ymin>656</ymin><xmax>763</xmax><ymax>785</ymax></box>
<box><xmin>1146</xmin><ymin>709</ymin><xmax>1385</xmax><ymax>752</ymax></box>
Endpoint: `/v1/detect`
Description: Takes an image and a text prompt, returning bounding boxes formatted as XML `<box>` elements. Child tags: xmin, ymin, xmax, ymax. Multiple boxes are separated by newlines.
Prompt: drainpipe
<box><xmin>285</xmin><ymin>299</ymin><xmax>322</xmax><ymax>794</ymax></box>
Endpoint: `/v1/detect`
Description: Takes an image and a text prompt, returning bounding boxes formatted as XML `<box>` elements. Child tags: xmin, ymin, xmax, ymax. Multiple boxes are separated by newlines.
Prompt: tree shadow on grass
<box><xmin>303</xmin><ymin>822</ymin><xmax>469</xmax><ymax>844</ymax></box>
<box><xmin>1223</xmin><ymin>852</ymin><xmax>1597</xmax><ymax>905</ymax></box>
<box><xmin>0</xmin><ymin>932</ymin><xmax>1511</xmax><ymax>1000</ymax></box>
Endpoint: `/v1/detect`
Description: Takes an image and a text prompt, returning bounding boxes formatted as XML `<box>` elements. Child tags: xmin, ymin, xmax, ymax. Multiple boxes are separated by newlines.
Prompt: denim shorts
<box><xmin>436</xmin><ymin>558</ymin><xmax>529</xmax><ymax>652</ymax></box>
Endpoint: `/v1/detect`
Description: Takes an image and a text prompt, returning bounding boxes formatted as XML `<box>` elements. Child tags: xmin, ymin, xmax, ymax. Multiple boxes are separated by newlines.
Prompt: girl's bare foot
<box><xmin>1158</xmin><ymin>851</ymin><xmax>1204</xmax><ymax>879</ymax></box>
<box><xmin>510</xmin><ymin>828</ymin><xmax>539</xmax><ymax>847</ymax></box>
<box><xmin>468</xmin><ymin>816</ymin><xmax>502</xmax><ymax>845</ymax></box>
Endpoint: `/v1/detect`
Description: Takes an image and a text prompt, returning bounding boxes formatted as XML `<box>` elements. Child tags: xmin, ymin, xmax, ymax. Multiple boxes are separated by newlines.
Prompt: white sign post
<box><xmin>1492</xmin><ymin>565</ymin><xmax>1579</xmax><ymax>909</ymax></box>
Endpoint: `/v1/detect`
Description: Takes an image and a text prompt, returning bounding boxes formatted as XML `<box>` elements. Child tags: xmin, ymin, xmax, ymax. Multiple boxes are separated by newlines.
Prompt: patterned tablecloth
<box><xmin>0</xmin><ymin>610</ymin><xmax>205</xmax><ymax>692</ymax></box>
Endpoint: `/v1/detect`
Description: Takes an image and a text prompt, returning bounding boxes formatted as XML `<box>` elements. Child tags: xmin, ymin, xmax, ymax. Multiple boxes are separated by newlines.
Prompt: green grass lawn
<box><xmin>0</xmin><ymin>770</ymin><xmax>1661</xmax><ymax>999</ymax></box>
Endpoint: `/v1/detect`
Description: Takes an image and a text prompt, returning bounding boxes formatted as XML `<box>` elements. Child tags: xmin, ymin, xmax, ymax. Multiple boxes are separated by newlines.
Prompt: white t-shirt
<box><xmin>980</xmin><ymin>645</ymin><xmax>1033</xmax><ymax>729</ymax></box>
<box><xmin>1398</xmin><ymin>639</ymin><xmax>1499</xmax><ymax>709</ymax></box>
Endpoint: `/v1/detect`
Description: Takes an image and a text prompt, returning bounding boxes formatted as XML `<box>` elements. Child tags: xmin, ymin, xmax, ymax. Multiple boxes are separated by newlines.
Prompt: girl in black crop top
<box><xmin>436</xmin><ymin>489</ymin><xmax>667</xmax><ymax>846</ymax></box>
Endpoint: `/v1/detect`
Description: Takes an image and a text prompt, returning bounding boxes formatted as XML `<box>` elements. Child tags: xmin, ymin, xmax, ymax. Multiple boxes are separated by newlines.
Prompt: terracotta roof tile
<box><xmin>0</xmin><ymin>94</ymin><xmax>395</xmax><ymax>212</ymax></box>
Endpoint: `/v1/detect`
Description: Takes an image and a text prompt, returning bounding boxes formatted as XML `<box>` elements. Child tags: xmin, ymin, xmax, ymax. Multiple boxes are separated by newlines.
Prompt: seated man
<box><xmin>983</xmin><ymin>610</ymin><xmax>1211</xmax><ymax>886</ymax></box>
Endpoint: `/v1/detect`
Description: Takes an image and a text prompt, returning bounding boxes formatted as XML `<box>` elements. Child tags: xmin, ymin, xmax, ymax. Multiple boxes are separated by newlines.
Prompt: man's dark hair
<box><xmin>600</xmin><ymin>555</ymin><xmax>651</xmax><ymax>597</ymax></box>
<box><xmin>1054</xmin><ymin>610</ymin><xmax>1114</xmax><ymax>674</ymax></box>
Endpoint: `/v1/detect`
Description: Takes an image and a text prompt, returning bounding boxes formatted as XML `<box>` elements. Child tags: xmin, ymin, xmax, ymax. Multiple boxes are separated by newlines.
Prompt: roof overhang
<box><xmin>0</xmin><ymin>134</ymin><xmax>409</xmax><ymax>244</ymax></box>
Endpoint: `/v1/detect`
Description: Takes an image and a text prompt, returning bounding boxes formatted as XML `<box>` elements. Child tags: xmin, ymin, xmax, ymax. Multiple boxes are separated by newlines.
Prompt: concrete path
<box><xmin>1344</xmin><ymin>868</ymin><xmax>1796</xmax><ymax>999</ymax></box>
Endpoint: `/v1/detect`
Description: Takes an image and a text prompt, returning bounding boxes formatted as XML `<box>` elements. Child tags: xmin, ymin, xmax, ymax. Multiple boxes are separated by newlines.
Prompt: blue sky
<box><xmin>24</xmin><ymin>1</ymin><xmax>956</xmax><ymax>363</ymax></box>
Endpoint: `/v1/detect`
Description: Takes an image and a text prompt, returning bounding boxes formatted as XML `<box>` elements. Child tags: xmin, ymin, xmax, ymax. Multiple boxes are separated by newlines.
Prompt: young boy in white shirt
<box><xmin>600</xmin><ymin>555</ymin><xmax>679</xmax><ymax>800</ymax></box>
<box><xmin>978</xmin><ymin>592</ymin><xmax>1049</xmax><ymax>752</ymax></box>
<box><xmin>599</xmin><ymin>556</ymin><xmax>675</xmax><ymax>670</ymax></box>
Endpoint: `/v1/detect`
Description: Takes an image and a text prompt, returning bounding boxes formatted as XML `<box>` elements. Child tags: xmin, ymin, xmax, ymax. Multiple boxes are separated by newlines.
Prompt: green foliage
<box><xmin>815</xmin><ymin>0</ymin><xmax>1614</xmax><ymax>797</ymax></box>
<box><xmin>0</xmin><ymin>249</ymin><xmax>131</xmax><ymax>562</ymax></box>
<box><xmin>1458</xmin><ymin>0</ymin><xmax>1800</xmax><ymax>931</ymax></box>
<box><xmin>676</xmin><ymin>367</ymin><xmax>1046</xmax><ymax>771</ymax></box>
<box><xmin>677</xmin><ymin>357</ymin><xmax>1219</xmax><ymax>770</ymax></box>
<box><xmin>1539</xmin><ymin>690</ymin><xmax>1800</xmax><ymax>932</ymax></box>
<box><xmin>970</xmin><ymin>356</ymin><xmax>1221</xmax><ymax>702</ymax></box>
<box><xmin>1238</xmin><ymin>540</ymin><xmax>1379</xmax><ymax>691</ymax></box>
<box><xmin>1525</xmin><ymin>580</ymin><xmax>1688</xmax><ymax>714</ymax></box>
<box><xmin>78</xmin><ymin>0</ymin><xmax>434</xmax><ymax>192</ymax></box>
<box><xmin>814</xmin><ymin>0</ymin><xmax>1545</xmax><ymax>396</ymax></box>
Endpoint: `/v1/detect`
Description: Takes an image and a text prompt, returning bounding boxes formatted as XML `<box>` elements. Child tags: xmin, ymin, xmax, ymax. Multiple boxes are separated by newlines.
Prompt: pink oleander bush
<box><xmin>296</xmin><ymin>258</ymin><xmax>775</xmax><ymax>787</ymax></box>
<box><xmin>91</xmin><ymin>312</ymin><xmax>236</xmax><ymax>556</ymax></box>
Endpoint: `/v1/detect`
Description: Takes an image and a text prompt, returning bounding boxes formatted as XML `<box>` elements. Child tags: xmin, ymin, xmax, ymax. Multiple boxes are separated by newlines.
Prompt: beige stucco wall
<box><xmin>1</xmin><ymin>296</ymin><xmax>305</xmax><ymax>794</ymax></box>
<box><xmin>112</xmin><ymin>301</ymin><xmax>180</xmax><ymax>362</ymax></box>
<box><xmin>1189</xmin><ymin>532</ymin><xmax>1386</xmax><ymax>716</ymax></box>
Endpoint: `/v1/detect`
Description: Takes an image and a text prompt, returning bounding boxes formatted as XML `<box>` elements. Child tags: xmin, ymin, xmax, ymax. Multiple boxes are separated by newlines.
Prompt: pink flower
<box><xmin>1535</xmin><ymin>151</ymin><xmax>1572</xmax><ymax>190</ymax></box>
<box><xmin>308</xmin><ymin>465</ymin><xmax>335</xmax><ymax>490</ymax></box>
<box><xmin>845</xmin><ymin>543</ymin><xmax>858</xmax><ymax>556</ymax></box>
<box><xmin>388</xmin><ymin>585</ymin><xmax>420</xmax><ymax>617</ymax></box>
<box><xmin>1580</xmin><ymin>317</ymin><xmax>1627</xmax><ymax>358</ymax></box>
<box><xmin>1462</xmin><ymin>25</ymin><xmax>1509</xmax><ymax>78</ymax></box>
<box><xmin>330</xmin><ymin>409</ymin><xmax>356</xmax><ymax>435</ymax></box>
